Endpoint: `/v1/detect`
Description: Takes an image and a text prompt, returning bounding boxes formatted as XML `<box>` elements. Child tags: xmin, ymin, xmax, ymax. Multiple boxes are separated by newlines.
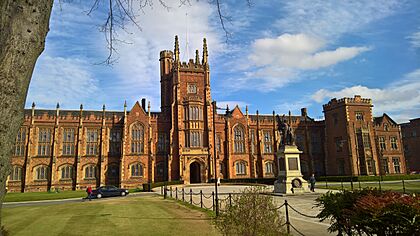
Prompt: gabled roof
<box><xmin>374</xmin><ymin>113</ymin><xmax>398</xmax><ymax>126</ymax></box>
<box><xmin>230</xmin><ymin>105</ymin><xmax>245</xmax><ymax>119</ymax></box>
<box><xmin>128</xmin><ymin>101</ymin><xmax>147</xmax><ymax>116</ymax></box>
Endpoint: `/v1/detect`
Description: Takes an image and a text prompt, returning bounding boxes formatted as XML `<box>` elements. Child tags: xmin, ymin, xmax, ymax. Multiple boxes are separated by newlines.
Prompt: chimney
<box><xmin>141</xmin><ymin>98</ymin><xmax>146</xmax><ymax>111</ymax></box>
<box><xmin>301</xmin><ymin>108</ymin><xmax>307</xmax><ymax>117</ymax></box>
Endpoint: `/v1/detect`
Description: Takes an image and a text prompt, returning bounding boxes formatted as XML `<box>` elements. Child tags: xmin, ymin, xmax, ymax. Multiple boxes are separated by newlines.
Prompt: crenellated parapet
<box><xmin>24</xmin><ymin>109</ymin><xmax>125</xmax><ymax>123</ymax></box>
<box><xmin>323</xmin><ymin>95</ymin><xmax>372</xmax><ymax>111</ymax></box>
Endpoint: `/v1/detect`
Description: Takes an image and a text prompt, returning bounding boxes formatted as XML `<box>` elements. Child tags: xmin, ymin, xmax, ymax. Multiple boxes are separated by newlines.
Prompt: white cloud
<box><xmin>28</xmin><ymin>1</ymin><xmax>224</xmax><ymax>110</ymax></box>
<box><xmin>276</xmin><ymin>0</ymin><xmax>402</xmax><ymax>40</ymax></box>
<box><xmin>106</xmin><ymin>1</ymin><xmax>224</xmax><ymax>107</ymax></box>
<box><xmin>311</xmin><ymin>69</ymin><xmax>420</xmax><ymax>123</ymax></box>
<box><xmin>26</xmin><ymin>56</ymin><xmax>100</xmax><ymax>109</ymax></box>
<box><xmin>407</xmin><ymin>31</ymin><xmax>420</xmax><ymax>48</ymax></box>
<box><xmin>222</xmin><ymin>0</ymin><xmax>402</xmax><ymax>92</ymax></box>
<box><xmin>249</xmin><ymin>34</ymin><xmax>370</xmax><ymax>70</ymax></box>
<box><xmin>232</xmin><ymin>33</ymin><xmax>369</xmax><ymax>91</ymax></box>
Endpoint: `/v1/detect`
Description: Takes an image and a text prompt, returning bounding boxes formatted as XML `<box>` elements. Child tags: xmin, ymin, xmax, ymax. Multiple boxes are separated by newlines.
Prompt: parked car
<box><xmin>92</xmin><ymin>185</ymin><xmax>129</xmax><ymax>199</ymax></box>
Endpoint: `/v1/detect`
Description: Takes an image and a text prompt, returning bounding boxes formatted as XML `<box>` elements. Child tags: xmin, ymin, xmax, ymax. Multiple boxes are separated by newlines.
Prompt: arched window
<box><xmin>263</xmin><ymin>131</ymin><xmax>272</xmax><ymax>154</ymax></box>
<box><xmin>14</xmin><ymin>127</ymin><xmax>26</xmax><ymax>156</ymax></box>
<box><xmin>35</xmin><ymin>165</ymin><xmax>49</xmax><ymax>180</ymax></box>
<box><xmin>131</xmin><ymin>163</ymin><xmax>144</xmax><ymax>177</ymax></box>
<box><xmin>85</xmin><ymin>165</ymin><xmax>96</xmax><ymax>179</ymax></box>
<box><xmin>234</xmin><ymin>125</ymin><xmax>245</xmax><ymax>153</ymax></box>
<box><xmin>86</xmin><ymin>129</ymin><xmax>99</xmax><ymax>155</ymax></box>
<box><xmin>235</xmin><ymin>161</ymin><xmax>247</xmax><ymax>175</ymax></box>
<box><xmin>62</xmin><ymin>128</ymin><xmax>75</xmax><ymax>156</ymax></box>
<box><xmin>61</xmin><ymin>165</ymin><xmax>73</xmax><ymax>179</ymax></box>
<box><xmin>38</xmin><ymin>128</ymin><xmax>52</xmax><ymax>156</ymax></box>
<box><xmin>265</xmin><ymin>162</ymin><xmax>273</xmax><ymax>174</ymax></box>
<box><xmin>9</xmin><ymin>166</ymin><xmax>22</xmax><ymax>181</ymax></box>
<box><xmin>131</xmin><ymin>123</ymin><xmax>144</xmax><ymax>154</ymax></box>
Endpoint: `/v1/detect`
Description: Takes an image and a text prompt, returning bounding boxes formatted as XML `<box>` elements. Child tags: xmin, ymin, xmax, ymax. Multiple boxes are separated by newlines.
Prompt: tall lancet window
<box><xmin>234</xmin><ymin>125</ymin><xmax>245</xmax><ymax>153</ymax></box>
<box><xmin>131</xmin><ymin>123</ymin><xmax>144</xmax><ymax>154</ymax></box>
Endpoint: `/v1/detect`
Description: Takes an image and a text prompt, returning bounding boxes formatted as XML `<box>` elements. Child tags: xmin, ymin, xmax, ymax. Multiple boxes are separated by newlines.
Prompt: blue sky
<box><xmin>26</xmin><ymin>0</ymin><xmax>420</xmax><ymax>123</ymax></box>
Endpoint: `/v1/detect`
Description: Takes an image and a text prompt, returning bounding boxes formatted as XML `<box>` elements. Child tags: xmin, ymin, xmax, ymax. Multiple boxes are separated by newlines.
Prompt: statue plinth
<box><xmin>274</xmin><ymin>145</ymin><xmax>309</xmax><ymax>194</ymax></box>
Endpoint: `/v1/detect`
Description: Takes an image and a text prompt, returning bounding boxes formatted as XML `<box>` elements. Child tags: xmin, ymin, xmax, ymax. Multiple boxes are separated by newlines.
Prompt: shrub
<box><xmin>316</xmin><ymin>189</ymin><xmax>420</xmax><ymax>235</ymax></box>
<box><xmin>150</xmin><ymin>180</ymin><xmax>184</xmax><ymax>189</ymax></box>
<box><xmin>215</xmin><ymin>186</ymin><xmax>287</xmax><ymax>236</ymax></box>
<box><xmin>211</xmin><ymin>178</ymin><xmax>277</xmax><ymax>185</ymax></box>
<box><xmin>352</xmin><ymin>191</ymin><xmax>420</xmax><ymax>235</ymax></box>
<box><xmin>317</xmin><ymin>174</ymin><xmax>420</xmax><ymax>182</ymax></box>
<box><xmin>1</xmin><ymin>225</ymin><xmax>9</xmax><ymax>236</ymax></box>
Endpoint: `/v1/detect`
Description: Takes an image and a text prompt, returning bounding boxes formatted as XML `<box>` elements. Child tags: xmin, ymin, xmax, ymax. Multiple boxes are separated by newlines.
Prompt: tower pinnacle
<box><xmin>195</xmin><ymin>49</ymin><xmax>200</xmax><ymax>65</ymax></box>
<box><xmin>202</xmin><ymin>38</ymin><xmax>208</xmax><ymax>65</ymax></box>
<box><xmin>174</xmin><ymin>35</ymin><xmax>180</xmax><ymax>63</ymax></box>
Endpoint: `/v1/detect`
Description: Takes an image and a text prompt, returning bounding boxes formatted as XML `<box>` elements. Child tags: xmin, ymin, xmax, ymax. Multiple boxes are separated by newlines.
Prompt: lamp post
<box><xmin>212</xmin><ymin>101</ymin><xmax>228</xmax><ymax>217</ymax></box>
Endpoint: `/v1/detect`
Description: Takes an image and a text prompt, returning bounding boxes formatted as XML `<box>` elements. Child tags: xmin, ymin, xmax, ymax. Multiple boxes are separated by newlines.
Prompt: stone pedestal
<box><xmin>274</xmin><ymin>145</ymin><xmax>309</xmax><ymax>194</ymax></box>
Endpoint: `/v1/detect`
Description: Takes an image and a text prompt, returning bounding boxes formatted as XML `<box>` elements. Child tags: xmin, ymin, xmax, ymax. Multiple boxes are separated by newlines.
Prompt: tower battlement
<box><xmin>323</xmin><ymin>95</ymin><xmax>372</xmax><ymax>110</ymax></box>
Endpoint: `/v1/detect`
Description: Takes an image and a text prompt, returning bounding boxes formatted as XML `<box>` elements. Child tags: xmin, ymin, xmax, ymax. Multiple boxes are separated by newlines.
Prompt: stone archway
<box><xmin>190</xmin><ymin>162</ymin><xmax>201</xmax><ymax>183</ymax></box>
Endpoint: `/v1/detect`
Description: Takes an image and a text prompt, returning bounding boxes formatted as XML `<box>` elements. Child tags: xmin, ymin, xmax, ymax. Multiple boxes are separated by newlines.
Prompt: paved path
<box><xmin>157</xmin><ymin>184</ymin><xmax>335</xmax><ymax>236</ymax></box>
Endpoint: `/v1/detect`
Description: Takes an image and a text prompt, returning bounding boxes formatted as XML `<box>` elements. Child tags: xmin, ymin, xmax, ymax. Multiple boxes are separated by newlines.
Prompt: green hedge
<box><xmin>150</xmin><ymin>180</ymin><xmax>184</xmax><ymax>189</ymax></box>
<box><xmin>210</xmin><ymin>178</ymin><xmax>277</xmax><ymax>185</ymax></box>
<box><xmin>318</xmin><ymin>174</ymin><xmax>420</xmax><ymax>182</ymax></box>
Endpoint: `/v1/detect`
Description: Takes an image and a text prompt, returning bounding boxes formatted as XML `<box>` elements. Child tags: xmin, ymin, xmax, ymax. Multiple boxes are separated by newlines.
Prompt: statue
<box><xmin>276</xmin><ymin>114</ymin><xmax>295</xmax><ymax>146</ymax></box>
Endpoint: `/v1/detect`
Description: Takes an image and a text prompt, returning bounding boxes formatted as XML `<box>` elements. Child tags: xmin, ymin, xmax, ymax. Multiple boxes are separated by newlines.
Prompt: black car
<box><xmin>92</xmin><ymin>185</ymin><xmax>129</xmax><ymax>199</ymax></box>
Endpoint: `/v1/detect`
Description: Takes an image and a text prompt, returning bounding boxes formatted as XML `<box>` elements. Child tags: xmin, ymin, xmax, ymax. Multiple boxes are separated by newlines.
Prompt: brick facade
<box><xmin>6</xmin><ymin>37</ymin><xmax>407</xmax><ymax>192</ymax></box>
<box><xmin>401</xmin><ymin>118</ymin><xmax>420</xmax><ymax>173</ymax></box>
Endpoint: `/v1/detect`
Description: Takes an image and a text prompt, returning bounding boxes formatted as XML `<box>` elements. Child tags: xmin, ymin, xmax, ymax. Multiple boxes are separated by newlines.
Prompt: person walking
<box><xmin>309</xmin><ymin>174</ymin><xmax>316</xmax><ymax>192</ymax></box>
<box><xmin>86</xmin><ymin>185</ymin><xmax>92</xmax><ymax>201</ymax></box>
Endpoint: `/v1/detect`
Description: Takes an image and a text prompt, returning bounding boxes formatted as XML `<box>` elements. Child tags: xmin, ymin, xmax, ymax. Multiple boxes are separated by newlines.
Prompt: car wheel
<box><xmin>121</xmin><ymin>191</ymin><xmax>126</xmax><ymax>196</ymax></box>
<box><xmin>97</xmin><ymin>193</ymin><xmax>102</xmax><ymax>199</ymax></box>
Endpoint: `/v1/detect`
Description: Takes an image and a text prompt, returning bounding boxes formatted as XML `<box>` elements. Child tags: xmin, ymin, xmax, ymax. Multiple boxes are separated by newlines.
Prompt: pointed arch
<box><xmin>233</xmin><ymin>124</ymin><xmax>245</xmax><ymax>153</ymax></box>
<box><xmin>130</xmin><ymin>122</ymin><xmax>145</xmax><ymax>154</ymax></box>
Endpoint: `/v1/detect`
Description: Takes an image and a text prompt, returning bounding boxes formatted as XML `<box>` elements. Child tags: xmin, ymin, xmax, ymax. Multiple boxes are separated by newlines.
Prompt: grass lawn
<box><xmin>4</xmin><ymin>189</ymin><xmax>143</xmax><ymax>202</ymax></box>
<box><xmin>317</xmin><ymin>180</ymin><xmax>420</xmax><ymax>193</ymax></box>
<box><xmin>4</xmin><ymin>190</ymin><xmax>87</xmax><ymax>202</ymax></box>
<box><xmin>2</xmin><ymin>195</ymin><xmax>219</xmax><ymax>236</ymax></box>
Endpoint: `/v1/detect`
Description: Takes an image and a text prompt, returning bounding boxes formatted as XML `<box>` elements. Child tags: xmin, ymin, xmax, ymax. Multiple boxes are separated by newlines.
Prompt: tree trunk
<box><xmin>0</xmin><ymin>0</ymin><xmax>53</xmax><ymax>233</ymax></box>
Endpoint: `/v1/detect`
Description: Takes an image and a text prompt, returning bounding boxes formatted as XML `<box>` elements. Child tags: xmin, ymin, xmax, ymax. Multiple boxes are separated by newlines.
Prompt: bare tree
<box><xmin>0</xmin><ymin>0</ymin><xmax>250</xmax><ymax>233</ymax></box>
<box><xmin>0</xmin><ymin>1</ymin><xmax>54</xmax><ymax>234</ymax></box>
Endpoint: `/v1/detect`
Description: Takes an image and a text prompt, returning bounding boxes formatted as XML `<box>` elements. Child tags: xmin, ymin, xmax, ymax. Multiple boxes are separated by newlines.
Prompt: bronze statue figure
<box><xmin>277</xmin><ymin>114</ymin><xmax>295</xmax><ymax>146</ymax></box>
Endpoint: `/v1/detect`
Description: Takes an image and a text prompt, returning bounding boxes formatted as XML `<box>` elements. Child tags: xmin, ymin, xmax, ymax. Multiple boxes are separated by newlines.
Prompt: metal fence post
<box><xmin>161</xmin><ymin>186</ymin><xmax>163</xmax><ymax>195</ymax></box>
<box><xmin>285</xmin><ymin>200</ymin><xmax>290</xmax><ymax>234</ymax></box>
<box><xmin>359</xmin><ymin>179</ymin><xmax>361</xmax><ymax>190</ymax></box>
<box><xmin>350</xmin><ymin>179</ymin><xmax>354</xmax><ymax>191</ymax></box>
<box><xmin>212</xmin><ymin>191</ymin><xmax>215</xmax><ymax>211</ymax></box>
<box><xmin>200</xmin><ymin>190</ymin><xmax>203</xmax><ymax>208</ymax></box>
<box><xmin>341</xmin><ymin>178</ymin><xmax>344</xmax><ymax>191</ymax></box>
<box><xmin>325</xmin><ymin>177</ymin><xmax>328</xmax><ymax>189</ymax></box>
<box><xmin>402</xmin><ymin>179</ymin><xmax>406</xmax><ymax>194</ymax></box>
<box><xmin>229</xmin><ymin>193</ymin><xmax>232</xmax><ymax>208</ymax></box>
<box><xmin>379</xmin><ymin>178</ymin><xmax>382</xmax><ymax>191</ymax></box>
<box><xmin>190</xmin><ymin>189</ymin><xmax>193</xmax><ymax>204</ymax></box>
<box><xmin>176</xmin><ymin>187</ymin><xmax>178</xmax><ymax>200</ymax></box>
<box><xmin>182</xmin><ymin>188</ymin><xmax>185</xmax><ymax>202</ymax></box>
<box><xmin>170</xmin><ymin>186</ymin><xmax>173</xmax><ymax>198</ymax></box>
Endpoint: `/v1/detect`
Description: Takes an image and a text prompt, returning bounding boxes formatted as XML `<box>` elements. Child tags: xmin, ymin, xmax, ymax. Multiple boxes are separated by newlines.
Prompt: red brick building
<box><xmin>323</xmin><ymin>97</ymin><xmax>406</xmax><ymax>176</ymax></box>
<box><xmin>401</xmin><ymin>118</ymin><xmax>420</xmax><ymax>173</ymax></box>
<box><xmin>6</xmin><ymin>37</ymin><xmax>407</xmax><ymax>192</ymax></box>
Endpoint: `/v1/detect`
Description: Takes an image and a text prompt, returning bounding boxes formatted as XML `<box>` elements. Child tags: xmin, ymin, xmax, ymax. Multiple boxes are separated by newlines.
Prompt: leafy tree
<box><xmin>215</xmin><ymin>186</ymin><xmax>287</xmax><ymax>236</ymax></box>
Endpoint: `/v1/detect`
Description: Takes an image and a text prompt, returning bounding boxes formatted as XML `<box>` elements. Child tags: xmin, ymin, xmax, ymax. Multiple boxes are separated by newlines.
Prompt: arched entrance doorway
<box><xmin>190</xmin><ymin>162</ymin><xmax>201</xmax><ymax>183</ymax></box>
